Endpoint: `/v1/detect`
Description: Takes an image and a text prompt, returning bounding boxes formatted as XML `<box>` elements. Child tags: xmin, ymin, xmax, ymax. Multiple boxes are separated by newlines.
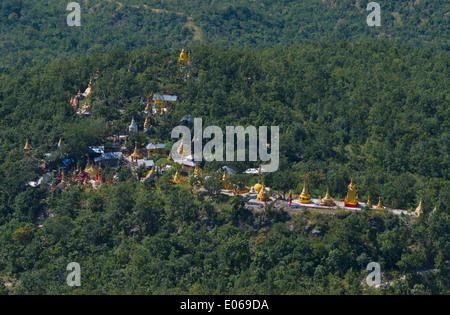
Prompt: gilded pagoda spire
<box><xmin>150</xmin><ymin>164</ymin><xmax>156</xmax><ymax>176</ymax></box>
<box><xmin>177</xmin><ymin>141</ymin><xmax>184</xmax><ymax>156</ymax></box>
<box><xmin>84</xmin><ymin>158</ymin><xmax>91</xmax><ymax>173</ymax></box>
<box><xmin>61</xmin><ymin>170</ymin><xmax>66</xmax><ymax>184</ymax></box>
<box><xmin>344</xmin><ymin>178</ymin><xmax>359</xmax><ymax>207</ymax></box>
<box><xmin>254</xmin><ymin>165</ymin><xmax>263</xmax><ymax>193</ymax></box>
<box><xmin>144</xmin><ymin>114</ymin><xmax>151</xmax><ymax>129</ymax></box>
<box><xmin>298</xmin><ymin>178</ymin><xmax>311</xmax><ymax>204</ymax></box>
<box><xmin>257</xmin><ymin>183</ymin><xmax>270</xmax><ymax>202</ymax></box>
<box><xmin>375</xmin><ymin>197</ymin><xmax>384</xmax><ymax>210</ymax></box>
<box><xmin>144</xmin><ymin>94</ymin><xmax>152</xmax><ymax>113</ymax></box>
<box><xmin>172</xmin><ymin>169</ymin><xmax>181</xmax><ymax>184</ymax></box>
<box><xmin>366</xmin><ymin>195</ymin><xmax>372</xmax><ymax>208</ymax></box>
<box><xmin>321</xmin><ymin>185</ymin><xmax>335</xmax><ymax>206</ymax></box>
<box><xmin>415</xmin><ymin>198</ymin><xmax>423</xmax><ymax>216</ymax></box>
<box><xmin>24</xmin><ymin>137</ymin><xmax>33</xmax><ymax>151</ymax></box>
<box><xmin>194</xmin><ymin>165</ymin><xmax>200</xmax><ymax>176</ymax></box>
<box><xmin>130</xmin><ymin>141</ymin><xmax>143</xmax><ymax>162</ymax></box>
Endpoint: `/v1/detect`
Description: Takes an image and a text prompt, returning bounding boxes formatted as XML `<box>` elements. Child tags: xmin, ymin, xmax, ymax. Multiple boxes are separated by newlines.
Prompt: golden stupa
<box><xmin>298</xmin><ymin>179</ymin><xmax>311</xmax><ymax>204</ymax></box>
<box><xmin>72</xmin><ymin>169</ymin><xmax>77</xmax><ymax>182</ymax></box>
<box><xmin>344</xmin><ymin>179</ymin><xmax>359</xmax><ymax>207</ymax></box>
<box><xmin>61</xmin><ymin>170</ymin><xmax>66</xmax><ymax>184</ymax></box>
<box><xmin>144</xmin><ymin>94</ymin><xmax>152</xmax><ymax>113</ymax></box>
<box><xmin>144</xmin><ymin>114</ymin><xmax>151</xmax><ymax>129</ymax></box>
<box><xmin>84</xmin><ymin>78</ymin><xmax>93</xmax><ymax>96</ymax></box>
<box><xmin>84</xmin><ymin>159</ymin><xmax>96</xmax><ymax>178</ymax></box>
<box><xmin>257</xmin><ymin>183</ymin><xmax>270</xmax><ymax>202</ymax></box>
<box><xmin>130</xmin><ymin>142</ymin><xmax>143</xmax><ymax>162</ymax></box>
<box><xmin>321</xmin><ymin>186</ymin><xmax>335</xmax><ymax>206</ymax></box>
<box><xmin>415</xmin><ymin>198</ymin><xmax>423</xmax><ymax>216</ymax></box>
<box><xmin>177</xmin><ymin>141</ymin><xmax>184</xmax><ymax>156</ymax></box>
<box><xmin>24</xmin><ymin>137</ymin><xmax>33</xmax><ymax>151</ymax></box>
<box><xmin>375</xmin><ymin>197</ymin><xmax>384</xmax><ymax>210</ymax></box>
<box><xmin>366</xmin><ymin>196</ymin><xmax>372</xmax><ymax>208</ymax></box>
<box><xmin>172</xmin><ymin>170</ymin><xmax>182</xmax><ymax>184</ymax></box>
<box><xmin>222</xmin><ymin>169</ymin><xmax>232</xmax><ymax>190</ymax></box>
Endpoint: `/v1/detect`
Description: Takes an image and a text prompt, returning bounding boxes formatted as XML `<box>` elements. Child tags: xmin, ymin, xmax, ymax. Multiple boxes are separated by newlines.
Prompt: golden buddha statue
<box><xmin>344</xmin><ymin>179</ymin><xmax>359</xmax><ymax>207</ymax></box>
<box><xmin>84</xmin><ymin>78</ymin><xmax>93</xmax><ymax>96</ymax></box>
<box><xmin>298</xmin><ymin>179</ymin><xmax>311</xmax><ymax>204</ymax></box>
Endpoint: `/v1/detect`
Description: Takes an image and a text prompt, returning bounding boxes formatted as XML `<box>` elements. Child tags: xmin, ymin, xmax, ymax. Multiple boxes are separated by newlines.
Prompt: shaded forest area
<box><xmin>0</xmin><ymin>0</ymin><xmax>448</xmax><ymax>73</ymax></box>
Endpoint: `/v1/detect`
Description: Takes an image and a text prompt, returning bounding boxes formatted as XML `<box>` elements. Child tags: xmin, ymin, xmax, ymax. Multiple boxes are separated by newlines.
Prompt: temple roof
<box><xmin>153</xmin><ymin>95</ymin><xmax>177</xmax><ymax>102</ymax></box>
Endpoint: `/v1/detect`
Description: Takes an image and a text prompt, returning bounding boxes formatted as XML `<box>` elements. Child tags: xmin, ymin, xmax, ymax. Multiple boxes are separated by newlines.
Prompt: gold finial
<box><xmin>301</xmin><ymin>178</ymin><xmax>308</xmax><ymax>195</ymax></box>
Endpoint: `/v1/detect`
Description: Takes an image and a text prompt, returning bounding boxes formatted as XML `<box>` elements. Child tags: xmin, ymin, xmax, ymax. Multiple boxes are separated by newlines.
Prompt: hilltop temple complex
<box><xmin>22</xmin><ymin>49</ymin><xmax>437</xmax><ymax>219</ymax></box>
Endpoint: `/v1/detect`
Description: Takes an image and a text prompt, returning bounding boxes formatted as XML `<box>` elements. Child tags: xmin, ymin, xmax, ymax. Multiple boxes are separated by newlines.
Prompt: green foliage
<box><xmin>0</xmin><ymin>1</ymin><xmax>448</xmax><ymax>74</ymax></box>
<box><xmin>0</xmin><ymin>19</ymin><xmax>448</xmax><ymax>294</ymax></box>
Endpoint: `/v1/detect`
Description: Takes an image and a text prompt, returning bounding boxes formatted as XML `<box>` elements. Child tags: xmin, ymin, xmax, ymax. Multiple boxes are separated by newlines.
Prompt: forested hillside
<box><xmin>0</xmin><ymin>41</ymin><xmax>448</xmax><ymax>294</ymax></box>
<box><xmin>1</xmin><ymin>0</ymin><xmax>448</xmax><ymax>73</ymax></box>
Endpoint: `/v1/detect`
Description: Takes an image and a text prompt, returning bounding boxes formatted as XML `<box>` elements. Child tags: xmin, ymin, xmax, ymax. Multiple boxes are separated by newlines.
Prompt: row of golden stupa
<box><xmin>26</xmin><ymin>131</ymin><xmax>430</xmax><ymax>216</ymax></box>
<box><xmin>251</xmin><ymin>167</ymin><xmax>429</xmax><ymax>216</ymax></box>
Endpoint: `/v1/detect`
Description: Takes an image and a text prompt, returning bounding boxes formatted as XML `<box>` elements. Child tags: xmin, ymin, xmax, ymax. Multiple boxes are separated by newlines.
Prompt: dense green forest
<box><xmin>0</xmin><ymin>40</ymin><xmax>448</xmax><ymax>294</ymax></box>
<box><xmin>0</xmin><ymin>0</ymin><xmax>449</xmax><ymax>73</ymax></box>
